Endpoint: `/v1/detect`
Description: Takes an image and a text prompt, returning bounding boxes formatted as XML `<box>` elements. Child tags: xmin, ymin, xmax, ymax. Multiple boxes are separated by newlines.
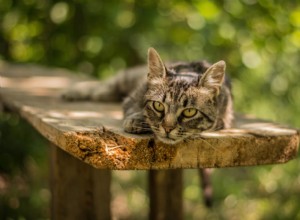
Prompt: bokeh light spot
<box><xmin>242</xmin><ymin>50</ymin><xmax>261</xmax><ymax>68</ymax></box>
<box><xmin>290</xmin><ymin>8</ymin><xmax>300</xmax><ymax>27</ymax></box>
<box><xmin>271</xmin><ymin>75</ymin><xmax>288</xmax><ymax>95</ymax></box>
<box><xmin>289</xmin><ymin>30</ymin><xmax>300</xmax><ymax>48</ymax></box>
<box><xmin>116</xmin><ymin>10</ymin><xmax>135</xmax><ymax>28</ymax></box>
<box><xmin>195</xmin><ymin>1</ymin><xmax>220</xmax><ymax>20</ymax></box>
<box><xmin>187</xmin><ymin>14</ymin><xmax>206</xmax><ymax>30</ymax></box>
<box><xmin>219</xmin><ymin>23</ymin><xmax>236</xmax><ymax>40</ymax></box>
<box><xmin>50</xmin><ymin>2</ymin><xmax>69</xmax><ymax>24</ymax></box>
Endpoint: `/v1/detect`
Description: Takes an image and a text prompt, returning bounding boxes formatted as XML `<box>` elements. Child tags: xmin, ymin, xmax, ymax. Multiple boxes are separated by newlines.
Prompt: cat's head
<box><xmin>143</xmin><ymin>48</ymin><xmax>226</xmax><ymax>144</ymax></box>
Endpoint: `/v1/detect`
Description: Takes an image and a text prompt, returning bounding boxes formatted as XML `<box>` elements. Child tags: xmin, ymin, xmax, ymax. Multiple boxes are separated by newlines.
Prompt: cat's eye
<box><xmin>153</xmin><ymin>101</ymin><xmax>165</xmax><ymax>112</ymax></box>
<box><xmin>182</xmin><ymin>108</ymin><xmax>198</xmax><ymax>118</ymax></box>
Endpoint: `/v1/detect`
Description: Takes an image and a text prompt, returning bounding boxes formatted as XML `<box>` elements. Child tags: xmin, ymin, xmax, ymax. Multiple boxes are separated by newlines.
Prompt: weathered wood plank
<box><xmin>0</xmin><ymin>62</ymin><xmax>299</xmax><ymax>170</ymax></box>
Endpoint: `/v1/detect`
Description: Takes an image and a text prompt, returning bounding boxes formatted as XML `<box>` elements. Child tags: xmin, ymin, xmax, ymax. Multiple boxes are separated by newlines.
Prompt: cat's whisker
<box><xmin>198</xmin><ymin>137</ymin><xmax>223</xmax><ymax>151</ymax></box>
<box><xmin>175</xmin><ymin>133</ymin><xmax>220</xmax><ymax>151</ymax></box>
<box><xmin>198</xmin><ymin>132</ymin><xmax>245</xmax><ymax>151</ymax></box>
<box><xmin>208</xmin><ymin>126</ymin><xmax>225</xmax><ymax>132</ymax></box>
<box><xmin>127</xmin><ymin>125</ymin><xmax>152</xmax><ymax>129</ymax></box>
<box><xmin>128</xmin><ymin>127</ymin><xmax>153</xmax><ymax>131</ymax></box>
<box><xmin>124</xmin><ymin>124</ymin><xmax>153</xmax><ymax>131</ymax></box>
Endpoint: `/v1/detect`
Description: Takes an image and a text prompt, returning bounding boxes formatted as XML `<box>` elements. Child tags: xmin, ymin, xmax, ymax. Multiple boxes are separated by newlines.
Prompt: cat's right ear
<box><xmin>147</xmin><ymin>48</ymin><xmax>166</xmax><ymax>80</ymax></box>
<box><xmin>199</xmin><ymin>60</ymin><xmax>226</xmax><ymax>96</ymax></box>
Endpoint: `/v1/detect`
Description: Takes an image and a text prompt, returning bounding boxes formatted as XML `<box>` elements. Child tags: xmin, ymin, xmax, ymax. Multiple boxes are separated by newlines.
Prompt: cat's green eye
<box><xmin>153</xmin><ymin>101</ymin><xmax>165</xmax><ymax>112</ymax></box>
<box><xmin>182</xmin><ymin>108</ymin><xmax>197</xmax><ymax>118</ymax></box>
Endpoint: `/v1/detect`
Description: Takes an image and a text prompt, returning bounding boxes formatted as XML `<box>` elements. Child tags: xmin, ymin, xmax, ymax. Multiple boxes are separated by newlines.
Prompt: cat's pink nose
<box><xmin>164</xmin><ymin>126</ymin><xmax>176</xmax><ymax>133</ymax></box>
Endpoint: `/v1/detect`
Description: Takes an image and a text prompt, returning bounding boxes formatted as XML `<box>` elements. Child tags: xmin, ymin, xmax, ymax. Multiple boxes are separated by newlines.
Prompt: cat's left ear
<box><xmin>147</xmin><ymin>47</ymin><xmax>166</xmax><ymax>80</ymax></box>
<box><xmin>199</xmin><ymin>60</ymin><xmax>226</xmax><ymax>96</ymax></box>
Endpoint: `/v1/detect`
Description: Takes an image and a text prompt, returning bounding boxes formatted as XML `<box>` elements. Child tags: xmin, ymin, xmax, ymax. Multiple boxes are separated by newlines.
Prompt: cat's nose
<box><xmin>164</xmin><ymin>125</ymin><xmax>176</xmax><ymax>133</ymax></box>
<box><xmin>162</xmin><ymin>114</ymin><xmax>176</xmax><ymax>133</ymax></box>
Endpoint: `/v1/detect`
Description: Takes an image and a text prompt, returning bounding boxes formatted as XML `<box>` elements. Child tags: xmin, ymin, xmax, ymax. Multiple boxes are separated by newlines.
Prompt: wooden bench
<box><xmin>1</xmin><ymin>62</ymin><xmax>299</xmax><ymax>220</ymax></box>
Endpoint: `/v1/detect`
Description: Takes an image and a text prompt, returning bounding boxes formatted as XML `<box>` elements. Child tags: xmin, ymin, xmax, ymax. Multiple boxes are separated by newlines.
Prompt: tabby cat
<box><xmin>62</xmin><ymin>48</ymin><xmax>233</xmax><ymax>207</ymax></box>
<box><xmin>123</xmin><ymin>48</ymin><xmax>233</xmax><ymax>143</ymax></box>
<box><xmin>63</xmin><ymin>48</ymin><xmax>233</xmax><ymax>140</ymax></box>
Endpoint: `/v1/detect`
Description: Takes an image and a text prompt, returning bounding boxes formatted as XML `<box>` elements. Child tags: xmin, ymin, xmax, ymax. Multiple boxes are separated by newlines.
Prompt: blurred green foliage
<box><xmin>0</xmin><ymin>113</ymin><xmax>50</xmax><ymax>219</ymax></box>
<box><xmin>1</xmin><ymin>0</ymin><xmax>300</xmax><ymax>219</ymax></box>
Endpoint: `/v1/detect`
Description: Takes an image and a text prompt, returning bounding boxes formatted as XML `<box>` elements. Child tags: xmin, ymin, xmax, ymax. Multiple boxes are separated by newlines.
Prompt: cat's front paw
<box><xmin>123</xmin><ymin>118</ymin><xmax>150</xmax><ymax>134</ymax></box>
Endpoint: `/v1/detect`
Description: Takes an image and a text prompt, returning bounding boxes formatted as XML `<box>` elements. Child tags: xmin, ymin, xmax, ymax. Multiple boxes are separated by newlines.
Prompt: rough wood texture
<box><xmin>1</xmin><ymin>62</ymin><xmax>299</xmax><ymax>170</ymax></box>
<box><xmin>51</xmin><ymin>144</ymin><xmax>111</xmax><ymax>220</ymax></box>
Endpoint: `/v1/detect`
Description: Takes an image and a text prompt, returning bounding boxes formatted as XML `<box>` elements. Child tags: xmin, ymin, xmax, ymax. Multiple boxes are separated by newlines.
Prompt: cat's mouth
<box><xmin>156</xmin><ymin>135</ymin><xmax>182</xmax><ymax>145</ymax></box>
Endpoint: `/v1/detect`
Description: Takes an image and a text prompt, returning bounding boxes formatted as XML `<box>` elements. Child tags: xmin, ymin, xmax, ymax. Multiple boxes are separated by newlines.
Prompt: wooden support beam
<box><xmin>149</xmin><ymin>170</ymin><xmax>183</xmax><ymax>220</ymax></box>
<box><xmin>51</xmin><ymin>145</ymin><xmax>111</xmax><ymax>220</ymax></box>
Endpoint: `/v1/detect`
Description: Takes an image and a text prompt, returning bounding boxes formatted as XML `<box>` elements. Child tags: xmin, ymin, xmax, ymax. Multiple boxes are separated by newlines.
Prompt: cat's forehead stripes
<box><xmin>180</xmin><ymin>94</ymin><xmax>188</xmax><ymax>107</ymax></box>
<box><xmin>165</xmin><ymin>79</ymin><xmax>190</xmax><ymax>101</ymax></box>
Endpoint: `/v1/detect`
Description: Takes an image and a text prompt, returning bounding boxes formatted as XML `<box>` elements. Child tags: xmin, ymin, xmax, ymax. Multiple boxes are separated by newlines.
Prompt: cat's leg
<box><xmin>199</xmin><ymin>169</ymin><xmax>213</xmax><ymax>208</ymax></box>
<box><xmin>122</xmin><ymin>84</ymin><xmax>150</xmax><ymax>134</ymax></box>
<box><xmin>62</xmin><ymin>66</ymin><xmax>147</xmax><ymax>102</ymax></box>
<box><xmin>123</xmin><ymin>112</ymin><xmax>151</xmax><ymax>134</ymax></box>
<box><xmin>91</xmin><ymin>81</ymin><xmax>120</xmax><ymax>101</ymax></box>
<box><xmin>61</xmin><ymin>81</ymin><xmax>97</xmax><ymax>100</ymax></box>
<box><xmin>61</xmin><ymin>80</ymin><xmax>121</xmax><ymax>102</ymax></box>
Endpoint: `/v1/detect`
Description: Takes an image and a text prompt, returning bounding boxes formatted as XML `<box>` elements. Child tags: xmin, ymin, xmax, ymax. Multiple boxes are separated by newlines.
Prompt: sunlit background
<box><xmin>1</xmin><ymin>0</ymin><xmax>300</xmax><ymax>219</ymax></box>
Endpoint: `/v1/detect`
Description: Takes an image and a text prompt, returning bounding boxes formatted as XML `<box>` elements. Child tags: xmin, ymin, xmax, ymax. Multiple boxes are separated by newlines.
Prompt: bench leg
<box><xmin>148</xmin><ymin>170</ymin><xmax>183</xmax><ymax>220</ymax></box>
<box><xmin>50</xmin><ymin>145</ymin><xmax>111</xmax><ymax>220</ymax></box>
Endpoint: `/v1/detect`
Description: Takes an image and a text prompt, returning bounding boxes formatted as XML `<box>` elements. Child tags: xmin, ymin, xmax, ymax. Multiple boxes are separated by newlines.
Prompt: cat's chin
<box><xmin>156</xmin><ymin>136</ymin><xmax>183</xmax><ymax>145</ymax></box>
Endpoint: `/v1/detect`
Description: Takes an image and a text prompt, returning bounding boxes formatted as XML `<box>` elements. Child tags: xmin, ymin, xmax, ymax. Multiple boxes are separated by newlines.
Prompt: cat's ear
<box><xmin>147</xmin><ymin>47</ymin><xmax>166</xmax><ymax>80</ymax></box>
<box><xmin>199</xmin><ymin>60</ymin><xmax>226</xmax><ymax>95</ymax></box>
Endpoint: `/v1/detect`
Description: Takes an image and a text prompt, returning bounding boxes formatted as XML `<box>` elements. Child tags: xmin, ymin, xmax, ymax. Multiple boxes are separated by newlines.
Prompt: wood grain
<box><xmin>1</xmin><ymin>62</ymin><xmax>299</xmax><ymax>170</ymax></box>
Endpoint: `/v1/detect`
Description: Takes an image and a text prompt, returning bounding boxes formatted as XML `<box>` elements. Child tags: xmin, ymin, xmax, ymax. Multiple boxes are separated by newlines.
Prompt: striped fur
<box><xmin>123</xmin><ymin>48</ymin><xmax>233</xmax><ymax>144</ymax></box>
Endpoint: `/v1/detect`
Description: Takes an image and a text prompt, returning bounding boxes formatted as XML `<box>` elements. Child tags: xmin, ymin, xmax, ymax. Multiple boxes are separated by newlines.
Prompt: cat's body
<box><xmin>123</xmin><ymin>57</ymin><xmax>233</xmax><ymax>144</ymax></box>
<box><xmin>63</xmin><ymin>48</ymin><xmax>233</xmax><ymax>144</ymax></box>
<box><xmin>63</xmin><ymin>48</ymin><xmax>234</xmax><ymax>208</ymax></box>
